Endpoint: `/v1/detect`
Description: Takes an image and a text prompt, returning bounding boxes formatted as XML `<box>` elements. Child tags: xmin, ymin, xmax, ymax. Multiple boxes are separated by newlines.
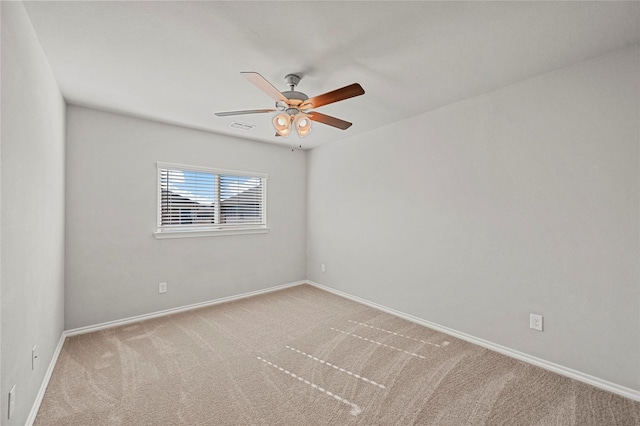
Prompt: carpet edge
<box><xmin>26</xmin><ymin>332</ymin><xmax>66</xmax><ymax>426</ymax></box>
<box><xmin>33</xmin><ymin>278</ymin><xmax>638</xmax><ymax>426</ymax></box>
<box><xmin>28</xmin><ymin>280</ymin><xmax>306</xmax><ymax>425</ymax></box>
<box><xmin>307</xmin><ymin>280</ymin><xmax>640</xmax><ymax>403</ymax></box>
<box><xmin>64</xmin><ymin>280</ymin><xmax>308</xmax><ymax>337</ymax></box>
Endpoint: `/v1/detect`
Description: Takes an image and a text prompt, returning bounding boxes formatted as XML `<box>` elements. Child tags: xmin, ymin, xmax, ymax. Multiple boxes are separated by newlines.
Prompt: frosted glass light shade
<box><xmin>294</xmin><ymin>113</ymin><xmax>312</xmax><ymax>137</ymax></box>
<box><xmin>273</xmin><ymin>113</ymin><xmax>292</xmax><ymax>137</ymax></box>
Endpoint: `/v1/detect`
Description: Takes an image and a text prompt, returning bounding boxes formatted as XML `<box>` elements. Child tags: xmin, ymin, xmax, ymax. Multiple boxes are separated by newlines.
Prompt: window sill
<box><xmin>154</xmin><ymin>227</ymin><xmax>269</xmax><ymax>239</ymax></box>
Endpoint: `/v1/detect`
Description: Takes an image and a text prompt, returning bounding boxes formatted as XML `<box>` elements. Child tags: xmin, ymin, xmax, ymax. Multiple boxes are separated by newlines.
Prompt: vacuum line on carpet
<box><xmin>257</xmin><ymin>356</ymin><xmax>362</xmax><ymax>416</ymax></box>
<box><xmin>285</xmin><ymin>345</ymin><xmax>386</xmax><ymax>389</ymax></box>
<box><xmin>330</xmin><ymin>327</ymin><xmax>428</xmax><ymax>360</ymax></box>
<box><xmin>347</xmin><ymin>320</ymin><xmax>449</xmax><ymax>347</ymax></box>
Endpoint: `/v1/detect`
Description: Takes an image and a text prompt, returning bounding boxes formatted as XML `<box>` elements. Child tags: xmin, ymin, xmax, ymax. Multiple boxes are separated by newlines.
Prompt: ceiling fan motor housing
<box><xmin>278</xmin><ymin>77</ymin><xmax>309</xmax><ymax>114</ymax></box>
<box><xmin>281</xmin><ymin>91</ymin><xmax>308</xmax><ymax>101</ymax></box>
<box><xmin>278</xmin><ymin>74</ymin><xmax>309</xmax><ymax>115</ymax></box>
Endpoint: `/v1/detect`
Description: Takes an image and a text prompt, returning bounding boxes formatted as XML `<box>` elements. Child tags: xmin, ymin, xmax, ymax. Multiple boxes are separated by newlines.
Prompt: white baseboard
<box><xmin>26</xmin><ymin>332</ymin><xmax>66</xmax><ymax>426</ymax></box>
<box><xmin>307</xmin><ymin>280</ymin><xmax>640</xmax><ymax>402</ymax></box>
<box><xmin>65</xmin><ymin>280</ymin><xmax>307</xmax><ymax>337</ymax></box>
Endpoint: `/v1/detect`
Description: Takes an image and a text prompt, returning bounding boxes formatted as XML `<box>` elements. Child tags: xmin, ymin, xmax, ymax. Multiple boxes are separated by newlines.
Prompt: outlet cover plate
<box><xmin>159</xmin><ymin>282</ymin><xmax>167</xmax><ymax>294</ymax></box>
<box><xmin>530</xmin><ymin>313</ymin><xmax>543</xmax><ymax>331</ymax></box>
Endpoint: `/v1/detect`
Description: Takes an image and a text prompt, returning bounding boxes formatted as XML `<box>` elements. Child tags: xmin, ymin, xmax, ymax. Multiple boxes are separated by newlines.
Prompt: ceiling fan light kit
<box><xmin>272</xmin><ymin>112</ymin><xmax>311</xmax><ymax>138</ymax></box>
<box><xmin>215</xmin><ymin>72</ymin><xmax>365</xmax><ymax>141</ymax></box>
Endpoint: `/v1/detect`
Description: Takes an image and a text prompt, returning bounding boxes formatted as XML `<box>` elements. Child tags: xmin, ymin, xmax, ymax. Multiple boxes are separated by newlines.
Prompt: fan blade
<box><xmin>308</xmin><ymin>112</ymin><xmax>352</xmax><ymax>130</ymax></box>
<box><xmin>241</xmin><ymin>72</ymin><xmax>289</xmax><ymax>102</ymax></box>
<box><xmin>214</xmin><ymin>109</ymin><xmax>275</xmax><ymax>117</ymax></box>
<box><xmin>301</xmin><ymin>83</ymin><xmax>364</xmax><ymax>109</ymax></box>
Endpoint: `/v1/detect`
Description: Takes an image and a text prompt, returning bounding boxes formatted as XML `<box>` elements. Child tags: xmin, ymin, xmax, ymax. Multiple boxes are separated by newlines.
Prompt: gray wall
<box><xmin>1</xmin><ymin>2</ymin><xmax>66</xmax><ymax>424</ymax></box>
<box><xmin>307</xmin><ymin>46</ymin><xmax>640</xmax><ymax>391</ymax></box>
<box><xmin>65</xmin><ymin>106</ymin><xmax>307</xmax><ymax>329</ymax></box>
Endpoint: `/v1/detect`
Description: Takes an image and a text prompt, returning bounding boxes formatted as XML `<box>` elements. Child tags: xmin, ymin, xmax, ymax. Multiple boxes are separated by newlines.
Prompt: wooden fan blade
<box><xmin>301</xmin><ymin>83</ymin><xmax>364</xmax><ymax>109</ymax></box>
<box><xmin>308</xmin><ymin>112</ymin><xmax>352</xmax><ymax>130</ymax></box>
<box><xmin>214</xmin><ymin>109</ymin><xmax>275</xmax><ymax>117</ymax></box>
<box><xmin>241</xmin><ymin>72</ymin><xmax>289</xmax><ymax>102</ymax></box>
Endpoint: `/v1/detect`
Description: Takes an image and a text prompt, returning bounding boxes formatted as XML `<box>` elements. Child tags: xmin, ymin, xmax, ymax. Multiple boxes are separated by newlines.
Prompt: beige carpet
<box><xmin>35</xmin><ymin>284</ymin><xmax>639</xmax><ymax>425</ymax></box>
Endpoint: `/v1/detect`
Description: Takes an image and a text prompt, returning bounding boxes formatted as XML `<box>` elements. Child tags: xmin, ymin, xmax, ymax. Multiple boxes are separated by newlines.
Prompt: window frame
<box><xmin>154</xmin><ymin>162</ymin><xmax>268</xmax><ymax>239</ymax></box>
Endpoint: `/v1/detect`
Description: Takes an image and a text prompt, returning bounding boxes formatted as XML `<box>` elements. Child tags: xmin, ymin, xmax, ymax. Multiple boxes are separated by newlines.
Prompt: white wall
<box><xmin>1</xmin><ymin>2</ymin><xmax>66</xmax><ymax>424</ymax></box>
<box><xmin>65</xmin><ymin>106</ymin><xmax>307</xmax><ymax>329</ymax></box>
<box><xmin>307</xmin><ymin>46</ymin><xmax>640</xmax><ymax>391</ymax></box>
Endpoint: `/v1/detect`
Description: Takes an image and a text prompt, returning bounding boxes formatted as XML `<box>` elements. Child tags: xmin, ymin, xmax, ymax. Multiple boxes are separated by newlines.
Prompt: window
<box><xmin>155</xmin><ymin>162</ymin><xmax>268</xmax><ymax>239</ymax></box>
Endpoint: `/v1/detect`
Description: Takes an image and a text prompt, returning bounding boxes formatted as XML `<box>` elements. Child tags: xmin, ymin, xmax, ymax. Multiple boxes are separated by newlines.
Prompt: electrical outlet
<box><xmin>159</xmin><ymin>282</ymin><xmax>167</xmax><ymax>294</ymax></box>
<box><xmin>321</xmin><ymin>264</ymin><xmax>326</xmax><ymax>273</ymax></box>
<box><xmin>8</xmin><ymin>385</ymin><xmax>16</xmax><ymax>420</ymax></box>
<box><xmin>530</xmin><ymin>313</ymin><xmax>543</xmax><ymax>331</ymax></box>
<box><xmin>32</xmin><ymin>345</ymin><xmax>38</xmax><ymax>370</ymax></box>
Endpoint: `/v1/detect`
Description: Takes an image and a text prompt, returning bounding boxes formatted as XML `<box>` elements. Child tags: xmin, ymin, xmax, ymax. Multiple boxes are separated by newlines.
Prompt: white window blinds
<box><xmin>157</xmin><ymin>163</ymin><xmax>267</xmax><ymax>234</ymax></box>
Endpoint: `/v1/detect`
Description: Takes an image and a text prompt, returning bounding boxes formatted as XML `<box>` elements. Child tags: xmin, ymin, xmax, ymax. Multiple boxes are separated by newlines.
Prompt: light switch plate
<box><xmin>32</xmin><ymin>345</ymin><xmax>38</xmax><ymax>370</ymax></box>
<box><xmin>8</xmin><ymin>385</ymin><xmax>16</xmax><ymax>420</ymax></box>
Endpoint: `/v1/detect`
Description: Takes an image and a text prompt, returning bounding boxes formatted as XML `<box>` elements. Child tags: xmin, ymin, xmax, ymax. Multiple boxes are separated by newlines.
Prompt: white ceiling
<box><xmin>23</xmin><ymin>1</ymin><xmax>640</xmax><ymax>150</ymax></box>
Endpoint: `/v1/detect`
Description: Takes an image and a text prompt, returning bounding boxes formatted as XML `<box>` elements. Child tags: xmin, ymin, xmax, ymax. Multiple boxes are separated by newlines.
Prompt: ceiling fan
<box><xmin>215</xmin><ymin>72</ymin><xmax>365</xmax><ymax>138</ymax></box>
